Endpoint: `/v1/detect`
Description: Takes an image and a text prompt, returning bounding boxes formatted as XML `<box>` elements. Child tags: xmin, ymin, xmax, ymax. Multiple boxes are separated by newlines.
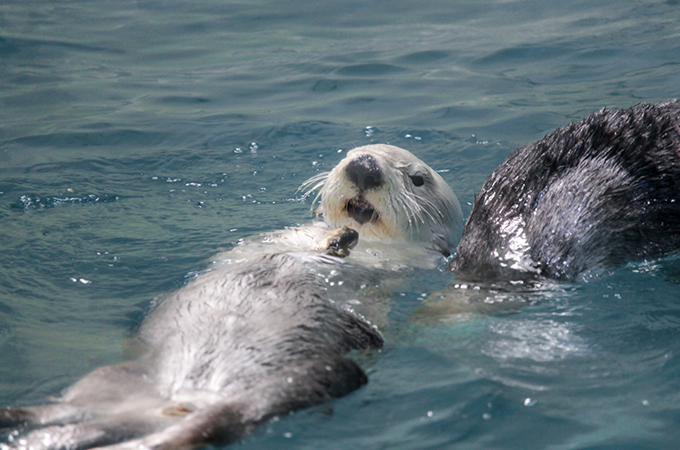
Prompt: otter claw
<box><xmin>324</xmin><ymin>227</ymin><xmax>359</xmax><ymax>258</ymax></box>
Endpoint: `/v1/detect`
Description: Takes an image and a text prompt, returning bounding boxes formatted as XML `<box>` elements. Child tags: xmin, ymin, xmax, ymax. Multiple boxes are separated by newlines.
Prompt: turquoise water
<box><xmin>2</xmin><ymin>0</ymin><xmax>680</xmax><ymax>448</ymax></box>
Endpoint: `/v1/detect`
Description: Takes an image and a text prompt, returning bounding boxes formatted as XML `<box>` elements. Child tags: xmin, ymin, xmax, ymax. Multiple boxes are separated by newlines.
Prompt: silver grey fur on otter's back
<box><xmin>0</xmin><ymin>254</ymin><xmax>382</xmax><ymax>450</ymax></box>
<box><xmin>0</xmin><ymin>145</ymin><xmax>460</xmax><ymax>450</ymax></box>
<box><xmin>449</xmin><ymin>100</ymin><xmax>680</xmax><ymax>281</ymax></box>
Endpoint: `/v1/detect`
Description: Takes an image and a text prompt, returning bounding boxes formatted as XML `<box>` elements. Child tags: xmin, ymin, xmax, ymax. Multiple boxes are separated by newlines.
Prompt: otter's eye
<box><xmin>409</xmin><ymin>175</ymin><xmax>425</xmax><ymax>187</ymax></box>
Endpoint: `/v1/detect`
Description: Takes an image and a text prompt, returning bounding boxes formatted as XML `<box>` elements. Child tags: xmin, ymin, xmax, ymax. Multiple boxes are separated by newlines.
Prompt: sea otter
<box><xmin>0</xmin><ymin>145</ymin><xmax>463</xmax><ymax>450</ymax></box>
<box><xmin>1</xmin><ymin>253</ymin><xmax>382</xmax><ymax>450</ymax></box>
<box><xmin>308</xmin><ymin>144</ymin><xmax>463</xmax><ymax>257</ymax></box>
<box><xmin>4</xmin><ymin>101</ymin><xmax>680</xmax><ymax>450</ymax></box>
<box><xmin>450</xmin><ymin>100</ymin><xmax>680</xmax><ymax>281</ymax></box>
<box><xmin>222</xmin><ymin>144</ymin><xmax>464</xmax><ymax>270</ymax></box>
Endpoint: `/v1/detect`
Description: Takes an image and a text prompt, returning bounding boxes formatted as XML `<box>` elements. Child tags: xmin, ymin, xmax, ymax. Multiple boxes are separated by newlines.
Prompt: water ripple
<box><xmin>11</xmin><ymin>193</ymin><xmax>120</xmax><ymax>211</ymax></box>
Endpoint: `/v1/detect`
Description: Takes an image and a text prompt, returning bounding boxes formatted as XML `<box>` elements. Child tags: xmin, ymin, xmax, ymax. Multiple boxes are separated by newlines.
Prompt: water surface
<box><xmin>2</xmin><ymin>1</ymin><xmax>680</xmax><ymax>449</ymax></box>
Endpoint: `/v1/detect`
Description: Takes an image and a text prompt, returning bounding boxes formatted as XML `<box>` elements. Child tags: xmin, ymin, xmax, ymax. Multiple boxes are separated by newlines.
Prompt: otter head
<box><xmin>301</xmin><ymin>144</ymin><xmax>463</xmax><ymax>256</ymax></box>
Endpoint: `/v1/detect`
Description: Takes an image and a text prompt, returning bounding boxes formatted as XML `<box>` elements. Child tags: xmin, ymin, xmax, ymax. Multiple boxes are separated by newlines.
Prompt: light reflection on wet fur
<box><xmin>0</xmin><ymin>145</ymin><xmax>463</xmax><ymax>450</ymax></box>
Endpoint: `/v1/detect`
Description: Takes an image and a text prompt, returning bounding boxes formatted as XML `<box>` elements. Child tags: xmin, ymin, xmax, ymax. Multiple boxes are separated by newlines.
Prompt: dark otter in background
<box><xmin>450</xmin><ymin>100</ymin><xmax>680</xmax><ymax>281</ymax></box>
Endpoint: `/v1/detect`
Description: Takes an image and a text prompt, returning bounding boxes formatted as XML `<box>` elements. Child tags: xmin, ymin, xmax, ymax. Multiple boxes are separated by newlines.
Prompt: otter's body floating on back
<box><xmin>0</xmin><ymin>145</ymin><xmax>462</xmax><ymax>450</ymax></box>
<box><xmin>0</xmin><ymin>256</ymin><xmax>384</xmax><ymax>450</ymax></box>
<box><xmin>3</xmin><ymin>102</ymin><xmax>680</xmax><ymax>450</ymax></box>
<box><xmin>450</xmin><ymin>100</ymin><xmax>680</xmax><ymax>281</ymax></box>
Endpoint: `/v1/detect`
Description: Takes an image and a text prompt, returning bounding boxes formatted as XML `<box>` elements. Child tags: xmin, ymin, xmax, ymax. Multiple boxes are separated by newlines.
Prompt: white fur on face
<box><xmin>301</xmin><ymin>144</ymin><xmax>463</xmax><ymax>255</ymax></box>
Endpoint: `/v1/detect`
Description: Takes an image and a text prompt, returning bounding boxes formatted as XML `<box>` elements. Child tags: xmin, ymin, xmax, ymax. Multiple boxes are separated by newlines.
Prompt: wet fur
<box><xmin>303</xmin><ymin>144</ymin><xmax>464</xmax><ymax>257</ymax></box>
<box><xmin>1</xmin><ymin>145</ymin><xmax>461</xmax><ymax>450</ymax></box>
<box><xmin>450</xmin><ymin>100</ymin><xmax>680</xmax><ymax>281</ymax></box>
<box><xmin>1</xmin><ymin>254</ymin><xmax>382</xmax><ymax>450</ymax></box>
<box><xmin>5</xmin><ymin>103</ymin><xmax>680</xmax><ymax>450</ymax></box>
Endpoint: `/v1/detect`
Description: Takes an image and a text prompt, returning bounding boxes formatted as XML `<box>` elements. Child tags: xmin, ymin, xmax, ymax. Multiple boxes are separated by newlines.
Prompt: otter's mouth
<box><xmin>346</xmin><ymin>197</ymin><xmax>378</xmax><ymax>225</ymax></box>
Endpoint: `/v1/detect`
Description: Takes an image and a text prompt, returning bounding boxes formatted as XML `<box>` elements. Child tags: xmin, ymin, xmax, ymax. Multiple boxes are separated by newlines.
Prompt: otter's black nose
<box><xmin>345</xmin><ymin>155</ymin><xmax>383</xmax><ymax>191</ymax></box>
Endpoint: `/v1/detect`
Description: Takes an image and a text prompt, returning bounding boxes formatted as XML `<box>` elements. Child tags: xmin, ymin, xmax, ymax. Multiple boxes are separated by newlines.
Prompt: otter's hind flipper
<box><xmin>2</xmin><ymin>354</ymin><xmax>374</xmax><ymax>450</ymax></box>
<box><xmin>1</xmin><ymin>407</ymin><xmax>38</xmax><ymax>430</ymax></box>
<box><xmin>2</xmin><ymin>412</ymin><xmax>181</xmax><ymax>450</ymax></box>
<box><xmin>1</xmin><ymin>403</ymin><xmax>87</xmax><ymax>432</ymax></box>
<box><xmin>90</xmin><ymin>404</ymin><xmax>249</xmax><ymax>450</ymax></box>
<box><xmin>0</xmin><ymin>360</ymin><xmax>173</xmax><ymax>450</ymax></box>
<box><xmin>92</xmin><ymin>355</ymin><xmax>370</xmax><ymax>450</ymax></box>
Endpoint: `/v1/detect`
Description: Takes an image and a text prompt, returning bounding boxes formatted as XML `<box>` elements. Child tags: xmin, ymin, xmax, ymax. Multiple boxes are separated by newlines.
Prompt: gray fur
<box><xmin>450</xmin><ymin>100</ymin><xmax>680</xmax><ymax>281</ymax></box>
<box><xmin>1</xmin><ymin>254</ymin><xmax>382</xmax><ymax>450</ymax></box>
<box><xmin>1</xmin><ymin>143</ymin><xmax>464</xmax><ymax>450</ymax></box>
<box><xmin>6</xmin><ymin>101</ymin><xmax>680</xmax><ymax>450</ymax></box>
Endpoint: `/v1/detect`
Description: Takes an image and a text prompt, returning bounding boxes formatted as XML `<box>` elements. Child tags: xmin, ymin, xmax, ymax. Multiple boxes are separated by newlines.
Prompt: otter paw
<box><xmin>323</xmin><ymin>227</ymin><xmax>359</xmax><ymax>258</ymax></box>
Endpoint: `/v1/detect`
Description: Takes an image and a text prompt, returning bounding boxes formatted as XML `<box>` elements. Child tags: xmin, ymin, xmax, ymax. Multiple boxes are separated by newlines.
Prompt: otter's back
<box><xmin>450</xmin><ymin>100</ymin><xmax>680</xmax><ymax>280</ymax></box>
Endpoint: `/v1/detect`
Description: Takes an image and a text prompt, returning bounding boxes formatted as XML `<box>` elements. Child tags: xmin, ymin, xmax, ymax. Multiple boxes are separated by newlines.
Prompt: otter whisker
<box><xmin>398</xmin><ymin>196</ymin><xmax>415</xmax><ymax>229</ymax></box>
<box><xmin>303</xmin><ymin>181</ymin><xmax>328</xmax><ymax>200</ymax></box>
<box><xmin>384</xmin><ymin>177</ymin><xmax>422</xmax><ymax>230</ymax></box>
<box><xmin>395</xmin><ymin>193</ymin><xmax>428</xmax><ymax>242</ymax></box>
<box><xmin>402</xmin><ymin>196</ymin><xmax>423</xmax><ymax>237</ymax></box>
<box><xmin>298</xmin><ymin>172</ymin><xmax>330</xmax><ymax>197</ymax></box>
<box><xmin>410</xmin><ymin>191</ymin><xmax>446</xmax><ymax>223</ymax></box>
<box><xmin>299</xmin><ymin>172</ymin><xmax>331</xmax><ymax>213</ymax></box>
<box><xmin>307</xmin><ymin>179</ymin><xmax>328</xmax><ymax>195</ymax></box>
<box><xmin>309</xmin><ymin>190</ymin><xmax>327</xmax><ymax>214</ymax></box>
<box><xmin>402</xmin><ymin>190</ymin><xmax>433</xmax><ymax>225</ymax></box>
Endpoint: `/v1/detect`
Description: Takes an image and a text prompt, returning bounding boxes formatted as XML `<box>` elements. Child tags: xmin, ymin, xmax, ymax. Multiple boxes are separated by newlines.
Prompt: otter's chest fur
<box><xmin>141</xmin><ymin>253</ymin><xmax>382</xmax><ymax>400</ymax></box>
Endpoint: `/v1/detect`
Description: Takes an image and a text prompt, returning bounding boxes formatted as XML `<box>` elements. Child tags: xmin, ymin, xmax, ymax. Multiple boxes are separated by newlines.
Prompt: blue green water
<box><xmin>2</xmin><ymin>0</ymin><xmax>680</xmax><ymax>448</ymax></box>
